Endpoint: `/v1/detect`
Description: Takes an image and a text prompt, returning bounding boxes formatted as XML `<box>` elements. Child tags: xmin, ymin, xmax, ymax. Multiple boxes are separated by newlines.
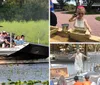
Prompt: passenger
<box><xmin>83</xmin><ymin>74</ymin><xmax>91</xmax><ymax>85</ymax></box>
<box><xmin>20</xmin><ymin>35</ymin><xmax>25</xmax><ymax>44</ymax></box>
<box><xmin>3</xmin><ymin>32</ymin><xmax>10</xmax><ymax>47</ymax></box>
<box><xmin>0</xmin><ymin>32</ymin><xmax>4</xmax><ymax>47</ymax></box>
<box><xmin>14</xmin><ymin>36</ymin><xmax>22</xmax><ymax>45</ymax></box>
<box><xmin>50</xmin><ymin>11</ymin><xmax>57</xmax><ymax>26</ymax></box>
<box><xmin>74</xmin><ymin>76</ymin><xmax>83</xmax><ymax>85</ymax></box>
<box><xmin>11</xmin><ymin>33</ymin><xmax>15</xmax><ymax>46</ymax></box>
<box><xmin>69</xmin><ymin>6</ymin><xmax>91</xmax><ymax>35</ymax></box>
<box><xmin>50</xmin><ymin>0</ymin><xmax>54</xmax><ymax>12</ymax></box>
<box><xmin>57</xmin><ymin>75</ymin><xmax>67</xmax><ymax>85</ymax></box>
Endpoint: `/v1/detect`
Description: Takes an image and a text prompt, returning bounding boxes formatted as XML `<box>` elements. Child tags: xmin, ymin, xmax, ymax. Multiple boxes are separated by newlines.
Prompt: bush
<box><xmin>96</xmin><ymin>17</ymin><xmax>100</xmax><ymax>21</ymax></box>
<box><xmin>1</xmin><ymin>80</ymin><xmax>49</xmax><ymax>85</ymax></box>
<box><xmin>63</xmin><ymin>4</ymin><xmax>75</xmax><ymax>11</ymax></box>
<box><xmin>86</xmin><ymin>10</ymin><xmax>100</xmax><ymax>14</ymax></box>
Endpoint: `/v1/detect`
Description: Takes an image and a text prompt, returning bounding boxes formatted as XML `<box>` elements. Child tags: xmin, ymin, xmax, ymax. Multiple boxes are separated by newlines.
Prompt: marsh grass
<box><xmin>0</xmin><ymin>20</ymin><xmax>49</xmax><ymax>45</ymax></box>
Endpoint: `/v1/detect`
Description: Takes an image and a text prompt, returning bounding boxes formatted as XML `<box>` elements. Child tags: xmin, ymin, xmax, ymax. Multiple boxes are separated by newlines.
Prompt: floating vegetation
<box><xmin>1</xmin><ymin>80</ymin><xmax>49</xmax><ymax>85</ymax></box>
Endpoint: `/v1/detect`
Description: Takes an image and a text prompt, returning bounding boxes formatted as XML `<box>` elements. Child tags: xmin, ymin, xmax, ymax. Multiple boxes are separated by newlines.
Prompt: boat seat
<box><xmin>89</xmin><ymin>35</ymin><xmax>100</xmax><ymax>42</ymax></box>
<box><xmin>72</xmin><ymin>28</ymin><xmax>86</xmax><ymax>34</ymax></box>
<box><xmin>50</xmin><ymin>26</ymin><xmax>58</xmax><ymax>35</ymax></box>
<box><xmin>68</xmin><ymin>29</ymin><xmax>100</xmax><ymax>42</ymax></box>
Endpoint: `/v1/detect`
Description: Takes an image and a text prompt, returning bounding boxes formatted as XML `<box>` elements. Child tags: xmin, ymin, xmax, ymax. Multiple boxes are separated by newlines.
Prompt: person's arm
<box><xmin>69</xmin><ymin>53</ymin><xmax>76</xmax><ymax>59</ymax></box>
<box><xmin>82</xmin><ymin>53</ymin><xmax>87</xmax><ymax>58</ymax></box>
<box><xmin>69</xmin><ymin>16</ymin><xmax>76</xmax><ymax>22</ymax></box>
<box><xmin>84</xmin><ymin>19</ymin><xmax>92</xmax><ymax>33</ymax></box>
<box><xmin>14</xmin><ymin>40</ymin><xmax>17</xmax><ymax>46</ymax></box>
<box><xmin>69</xmin><ymin>13</ymin><xmax>77</xmax><ymax>22</ymax></box>
<box><xmin>82</xmin><ymin>53</ymin><xmax>90</xmax><ymax>59</ymax></box>
<box><xmin>4</xmin><ymin>39</ymin><xmax>10</xmax><ymax>44</ymax></box>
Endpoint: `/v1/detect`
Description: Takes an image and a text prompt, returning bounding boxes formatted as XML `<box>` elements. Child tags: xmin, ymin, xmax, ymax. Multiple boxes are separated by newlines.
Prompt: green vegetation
<box><xmin>1</xmin><ymin>80</ymin><xmax>49</xmax><ymax>85</ymax></box>
<box><xmin>0</xmin><ymin>0</ymin><xmax>48</xmax><ymax>21</ymax></box>
<box><xmin>0</xmin><ymin>0</ymin><xmax>49</xmax><ymax>45</ymax></box>
<box><xmin>86</xmin><ymin>10</ymin><xmax>100</xmax><ymax>14</ymax></box>
<box><xmin>96</xmin><ymin>16</ymin><xmax>100</xmax><ymax>21</ymax></box>
<box><xmin>63</xmin><ymin>4</ymin><xmax>75</xmax><ymax>11</ymax></box>
<box><xmin>0</xmin><ymin>20</ymin><xmax>49</xmax><ymax>45</ymax></box>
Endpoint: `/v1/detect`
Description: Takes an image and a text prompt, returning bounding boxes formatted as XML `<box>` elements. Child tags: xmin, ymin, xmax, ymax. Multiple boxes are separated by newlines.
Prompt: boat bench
<box><xmin>50</xmin><ymin>26</ymin><xmax>100</xmax><ymax>42</ymax></box>
<box><xmin>68</xmin><ymin>29</ymin><xmax>100</xmax><ymax>42</ymax></box>
<box><xmin>50</xmin><ymin>26</ymin><xmax>58</xmax><ymax>35</ymax></box>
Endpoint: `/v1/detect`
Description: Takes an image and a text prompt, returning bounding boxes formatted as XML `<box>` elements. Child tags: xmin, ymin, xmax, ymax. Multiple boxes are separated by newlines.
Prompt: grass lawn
<box><xmin>0</xmin><ymin>20</ymin><xmax>49</xmax><ymax>45</ymax></box>
<box><xmin>96</xmin><ymin>17</ymin><xmax>100</xmax><ymax>21</ymax></box>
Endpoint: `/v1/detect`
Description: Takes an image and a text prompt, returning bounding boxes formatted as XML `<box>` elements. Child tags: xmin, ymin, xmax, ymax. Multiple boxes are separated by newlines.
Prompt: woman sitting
<box><xmin>14</xmin><ymin>36</ymin><xmax>22</xmax><ymax>46</ymax></box>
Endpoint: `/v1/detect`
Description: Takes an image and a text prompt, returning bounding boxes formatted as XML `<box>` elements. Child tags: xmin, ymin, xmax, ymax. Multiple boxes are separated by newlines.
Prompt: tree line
<box><xmin>0</xmin><ymin>0</ymin><xmax>48</xmax><ymax>21</ymax></box>
<box><xmin>57</xmin><ymin>0</ymin><xmax>100</xmax><ymax>11</ymax></box>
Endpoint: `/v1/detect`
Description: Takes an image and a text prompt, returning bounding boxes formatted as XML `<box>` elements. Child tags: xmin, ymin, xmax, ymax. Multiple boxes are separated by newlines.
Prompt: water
<box><xmin>0</xmin><ymin>63</ymin><xmax>49</xmax><ymax>83</ymax></box>
<box><xmin>51</xmin><ymin>52</ymin><xmax>100</xmax><ymax>76</ymax></box>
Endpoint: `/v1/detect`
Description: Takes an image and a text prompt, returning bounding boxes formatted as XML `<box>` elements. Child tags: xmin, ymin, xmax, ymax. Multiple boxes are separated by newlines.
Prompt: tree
<box><xmin>57</xmin><ymin>0</ymin><xmax>67</xmax><ymax>10</ymax></box>
<box><xmin>6</xmin><ymin>0</ymin><xmax>24</xmax><ymax>7</ymax></box>
<box><xmin>86</xmin><ymin>0</ymin><xmax>95</xmax><ymax>11</ymax></box>
<box><xmin>15</xmin><ymin>0</ymin><xmax>24</xmax><ymax>8</ymax></box>
<box><xmin>75</xmin><ymin>0</ymin><xmax>79</xmax><ymax>12</ymax></box>
<box><xmin>86</xmin><ymin>0</ymin><xmax>100</xmax><ymax>11</ymax></box>
<box><xmin>19</xmin><ymin>0</ymin><xmax>24</xmax><ymax>8</ymax></box>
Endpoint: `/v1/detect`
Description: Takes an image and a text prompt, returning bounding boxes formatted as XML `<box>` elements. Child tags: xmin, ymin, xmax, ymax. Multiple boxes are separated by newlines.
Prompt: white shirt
<box><xmin>0</xmin><ymin>35</ymin><xmax>4</xmax><ymax>42</ymax></box>
<box><xmin>74</xmin><ymin>19</ymin><xmax>85</xmax><ymax>28</ymax></box>
<box><xmin>74</xmin><ymin>53</ymin><xmax>83</xmax><ymax>72</ymax></box>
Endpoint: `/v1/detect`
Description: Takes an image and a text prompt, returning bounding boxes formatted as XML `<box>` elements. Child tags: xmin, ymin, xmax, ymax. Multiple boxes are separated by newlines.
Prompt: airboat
<box><xmin>0</xmin><ymin>43</ymin><xmax>29</xmax><ymax>56</ymax></box>
<box><xmin>0</xmin><ymin>32</ymin><xmax>49</xmax><ymax>58</ymax></box>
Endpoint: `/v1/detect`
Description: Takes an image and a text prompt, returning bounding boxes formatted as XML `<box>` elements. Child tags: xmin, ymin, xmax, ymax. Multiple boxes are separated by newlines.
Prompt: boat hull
<box><xmin>8</xmin><ymin>43</ymin><xmax>49</xmax><ymax>59</ymax></box>
<box><xmin>0</xmin><ymin>43</ymin><xmax>29</xmax><ymax>56</ymax></box>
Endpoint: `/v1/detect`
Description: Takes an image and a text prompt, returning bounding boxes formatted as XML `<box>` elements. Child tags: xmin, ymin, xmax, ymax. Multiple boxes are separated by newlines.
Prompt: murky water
<box><xmin>0</xmin><ymin>63</ymin><xmax>49</xmax><ymax>83</ymax></box>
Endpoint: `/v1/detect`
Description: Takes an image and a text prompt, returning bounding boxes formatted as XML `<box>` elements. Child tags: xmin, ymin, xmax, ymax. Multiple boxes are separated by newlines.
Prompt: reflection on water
<box><xmin>0</xmin><ymin>63</ymin><xmax>49</xmax><ymax>83</ymax></box>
